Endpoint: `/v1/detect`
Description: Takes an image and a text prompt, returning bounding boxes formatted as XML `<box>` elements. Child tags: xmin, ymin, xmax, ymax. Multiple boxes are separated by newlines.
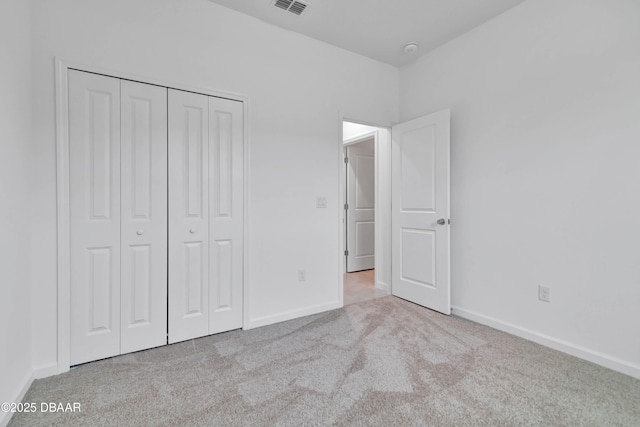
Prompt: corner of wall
<box><xmin>0</xmin><ymin>0</ymin><xmax>35</xmax><ymax>421</ymax></box>
<box><xmin>0</xmin><ymin>371</ymin><xmax>34</xmax><ymax>427</ymax></box>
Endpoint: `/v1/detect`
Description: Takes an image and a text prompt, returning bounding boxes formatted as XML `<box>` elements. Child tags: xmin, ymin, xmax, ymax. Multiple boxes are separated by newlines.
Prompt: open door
<box><xmin>346</xmin><ymin>138</ymin><xmax>375</xmax><ymax>272</ymax></box>
<box><xmin>391</xmin><ymin>110</ymin><xmax>450</xmax><ymax>314</ymax></box>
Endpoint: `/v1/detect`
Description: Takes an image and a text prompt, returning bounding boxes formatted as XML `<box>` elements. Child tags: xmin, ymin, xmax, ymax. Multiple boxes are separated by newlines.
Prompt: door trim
<box><xmin>54</xmin><ymin>58</ymin><xmax>250</xmax><ymax>373</ymax></box>
<box><xmin>339</xmin><ymin>116</ymin><xmax>392</xmax><ymax>305</ymax></box>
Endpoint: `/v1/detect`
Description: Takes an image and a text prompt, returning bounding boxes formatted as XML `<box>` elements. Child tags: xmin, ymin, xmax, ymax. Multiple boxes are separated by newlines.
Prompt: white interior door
<box><xmin>69</xmin><ymin>70</ymin><xmax>122</xmax><ymax>365</ymax></box>
<box><xmin>120</xmin><ymin>80</ymin><xmax>168</xmax><ymax>353</ymax></box>
<box><xmin>168</xmin><ymin>89</ymin><xmax>210</xmax><ymax>344</ymax></box>
<box><xmin>391</xmin><ymin>110</ymin><xmax>450</xmax><ymax>314</ymax></box>
<box><xmin>346</xmin><ymin>139</ymin><xmax>375</xmax><ymax>272</ymax></box>
<box><xmin>208</xmin><ymin>97</ymin><xmax>244</xmax><ymax>334</ymax></box>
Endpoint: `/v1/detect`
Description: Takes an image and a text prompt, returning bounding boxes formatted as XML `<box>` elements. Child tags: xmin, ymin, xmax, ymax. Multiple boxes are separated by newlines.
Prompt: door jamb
<box><xmin>54</xmin><ymin>58</ymin><xmax>250</xmax><ymax>374</ymax></box>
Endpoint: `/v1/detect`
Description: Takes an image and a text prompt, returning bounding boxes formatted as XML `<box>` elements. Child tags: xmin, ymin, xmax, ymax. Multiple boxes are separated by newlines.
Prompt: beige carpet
<box><xmin>10</xmin><ymin>296</ymin><xmax>640</xmax><ymax>426</ymax></box>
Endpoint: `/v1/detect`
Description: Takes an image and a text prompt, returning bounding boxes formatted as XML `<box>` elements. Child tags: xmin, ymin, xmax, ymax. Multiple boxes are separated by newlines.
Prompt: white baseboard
<box><xmin>33</xmin><ymin>362</ymin><xmax>59</xmax><ymax>379</ymax></box>
<box><xmin>246</xmin><ymin>301</ymin><xmax>342</xmax><ymax>330</ymax></box>
<box><xmin>0</xmin><ymin>369</ymin><xmax>34</xmax><ymax>427</ymax></box>
<box><xmin>375</xmin><ymin>281</ymin><xmax>389</xmax><ymax>292</ymax></box>
<box><xmin>452</xmin><ymin>305</ymin><xmax>640</xmax><ymax>380</ymax></box>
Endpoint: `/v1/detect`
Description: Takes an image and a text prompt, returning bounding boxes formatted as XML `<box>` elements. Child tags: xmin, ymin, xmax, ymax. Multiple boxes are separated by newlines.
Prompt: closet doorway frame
<box><xmin>54</xmin><ymin>58</ymin><xmax>251</xmax><ymax>374</ymax></box>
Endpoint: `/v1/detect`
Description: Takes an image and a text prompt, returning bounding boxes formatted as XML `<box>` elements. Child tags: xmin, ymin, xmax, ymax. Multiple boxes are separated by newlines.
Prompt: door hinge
<box><xmin>344</xmin><ymin>157</ymin><xmax>349</xmax><ymax>164</ymax></box>
<box><xmin>344</xmin><ymin>250</ymin><xmax>349</xmax><ymax>256</ymax></box>
<box><xmin>344</xmin><ymin>203</ymin><xmax>348</xmax><ymax>210</ymax></box>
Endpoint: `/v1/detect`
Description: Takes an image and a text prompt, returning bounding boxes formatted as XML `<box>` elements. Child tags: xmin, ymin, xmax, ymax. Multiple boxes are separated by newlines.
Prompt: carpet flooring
<box><xmin>10</xmin><ymin>296</ymin><xmax>640</xmax><ymax>426</ymax></box>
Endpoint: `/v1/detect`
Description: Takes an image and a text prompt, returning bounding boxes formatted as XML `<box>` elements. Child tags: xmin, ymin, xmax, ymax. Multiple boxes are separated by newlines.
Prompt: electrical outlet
<box><xmin>538</xmin><ymin>285</ymin><xmax>551</xmax><ymax>302</ymax></box>
<box><xmin>298</xmin><ymin>269</ymin><xmax>306</xmax><ymax>282</ymax></box>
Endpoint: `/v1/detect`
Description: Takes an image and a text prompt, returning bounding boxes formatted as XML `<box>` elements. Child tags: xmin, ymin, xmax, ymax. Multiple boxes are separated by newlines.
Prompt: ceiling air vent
<box><xmin>273</xmin><ymin>0</ymin><xmax>309</xmax><ymax>16</ymax></box>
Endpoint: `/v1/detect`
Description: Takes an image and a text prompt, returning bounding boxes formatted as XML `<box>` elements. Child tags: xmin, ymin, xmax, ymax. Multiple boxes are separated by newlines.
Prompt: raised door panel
<box><xmin>400</xmin><ymin>229</ymin><xmax>436</xmax><ymax>288</ymax></box>
<box><xmin>168</xmin><ymin>89</ymin><xmax>210</xmax><ymax>343</ymax></box>
<box><xmin>120</xmin><ymin>80</ymin><xmax>168</xmax><ymax>353</ymax></box>
<box><xmin>355</xmin><ymin>153</ymin><xmax>375</xmax><ymax>210</ymax></box>
<box><xmin>400</xmin><ymin>126</ymin><xmax>436</xmax><ymax>212</ymax></box>
<box><xmin>355</xmin><ymin>221</ymin><xmax>375</xmax><ymax>257</ymax></box>
<box><xmin>208</xmin><ymin>97</ymin><xmax>243</xmax><ymax>334</ymax></box>
<box><xmin>69</xmin><ymin>70</ymin><xmax>121</xmax><ymax>365</ymax></box>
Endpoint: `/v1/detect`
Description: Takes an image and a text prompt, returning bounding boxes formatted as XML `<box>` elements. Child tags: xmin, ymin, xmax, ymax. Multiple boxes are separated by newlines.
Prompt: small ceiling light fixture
<box><xmin>403</xmin><ymin>42</ymin><xmax>419</xmax><ymax>54</ymax></box>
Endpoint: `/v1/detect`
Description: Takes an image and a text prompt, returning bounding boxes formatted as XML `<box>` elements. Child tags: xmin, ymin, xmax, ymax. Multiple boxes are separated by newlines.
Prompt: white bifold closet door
<box><xmin>69</xmin><ymin>70</ymin><xmax>168</xmax><ymax>365</ymax></box>
<box><xmin>120</xmin><ymin>80</ymin><xmax>168</xmax><ymax>354</ymax></box>
<box><xmin>69</xmin><ymin>70</ymin><xmax>243</xmax><ymax>364</ymax></box>
<box><xmin>168</xmin><ymin>89</ymin><xmax>244</xmax><ymax>344</ymax></box>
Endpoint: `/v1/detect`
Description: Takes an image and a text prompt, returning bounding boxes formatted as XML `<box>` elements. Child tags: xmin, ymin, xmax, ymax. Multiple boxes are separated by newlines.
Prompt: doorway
<box><xmin>339</xmin><ymin>111</ymin><xmax>451</xmax><ymax>313</ymax></box>
<box><xmin>341</xmin><ymin>120</ymin><xmax>391</xmax><ymax>306</ymax></box>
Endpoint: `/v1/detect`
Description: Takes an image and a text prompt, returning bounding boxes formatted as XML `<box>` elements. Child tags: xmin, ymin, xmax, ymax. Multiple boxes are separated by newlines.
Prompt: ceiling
<box><xmin>207</xmin><ymin>0</ymin><xmax>528</xmax><ymax>67</ymax></box>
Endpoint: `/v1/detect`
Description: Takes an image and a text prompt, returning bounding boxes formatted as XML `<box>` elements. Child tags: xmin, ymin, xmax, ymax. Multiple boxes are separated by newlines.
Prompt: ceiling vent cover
<box><xmin>273</xmin><ymin>0</ymin><xmax>308</xmax><ymax>16</ymax></box>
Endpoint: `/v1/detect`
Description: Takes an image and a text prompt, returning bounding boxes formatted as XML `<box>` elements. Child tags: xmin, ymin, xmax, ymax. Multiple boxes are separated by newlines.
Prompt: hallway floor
<box><xmin>343</xmin><ymin>269</ymin><xmax>387</xmax><ymax>306</ymax></box>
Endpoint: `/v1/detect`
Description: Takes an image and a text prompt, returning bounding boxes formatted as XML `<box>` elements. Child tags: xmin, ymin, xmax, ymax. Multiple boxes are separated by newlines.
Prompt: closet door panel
<box><xmin>209</xmin><ymin>97</ymin><xmax>244</xmax><ymax>334</ymax></box>
<box><xmin>69</xmin><ymin>70</ymin><xmax>121</xmax><ymax>365</ymax></box>
<box><xmin>168</xmin><ymin>89</ymin><xmax>210</xmax><ymax>343</ymax></box>
<box><xmin>120</xmin><ymin>81</ymin><xmax>168</xmax><ymax>353</ymax></box>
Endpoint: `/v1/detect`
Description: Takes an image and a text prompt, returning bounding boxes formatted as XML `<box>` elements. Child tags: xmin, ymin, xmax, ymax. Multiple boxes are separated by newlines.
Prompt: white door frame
<box><xmin>54</xmin><ymin>58</ymin><xmax>251</xmax><ymax>373</ymax></box>
<box><xmin>339</xmin><ymin>117</ymin><xmax>392</xmax><ymax>305</ymax></box>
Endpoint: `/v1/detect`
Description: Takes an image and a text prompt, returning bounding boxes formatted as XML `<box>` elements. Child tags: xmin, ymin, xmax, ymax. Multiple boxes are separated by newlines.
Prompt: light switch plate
<box><xmin>316</xmin><ymin>197</ymin><xmax>327</xmax><ymax>208</ymax></box>
<box><xmin>538</xmin><ymin>285</ymin><xmax>551</xmax><ymax>302</ymax></box>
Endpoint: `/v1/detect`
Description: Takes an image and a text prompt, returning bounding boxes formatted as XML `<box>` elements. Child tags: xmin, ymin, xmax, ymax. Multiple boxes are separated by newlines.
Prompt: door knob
<box><xmin>136</xmin><ymin>229</ymin><xmax>144</xmax><ymax>235</ymax></box>
<box><xmin>189</xmin><ymin>228</ymin><xmax>196</xmax><ymax>234</ymax></box>
<box><xmin>437</xmin><ymin>218</ymin><xmax>446</xmax><ymax>225</ymax></box>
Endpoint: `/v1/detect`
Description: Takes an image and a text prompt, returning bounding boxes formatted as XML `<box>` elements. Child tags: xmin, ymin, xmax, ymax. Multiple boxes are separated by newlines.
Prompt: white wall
<box><xmin>30</xmin><ymin>0</ymin><xmax>399</xmax><ymax>369</ymax></box>
<box><xmin>0</xmin><ymin>0</ymin><xmax>33</xmax><ymax>422</ymax></box>
<box><xmin>400</xmin><ymin>0</ymin><xmax>640</xmax><ymax>376</ymax></box>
